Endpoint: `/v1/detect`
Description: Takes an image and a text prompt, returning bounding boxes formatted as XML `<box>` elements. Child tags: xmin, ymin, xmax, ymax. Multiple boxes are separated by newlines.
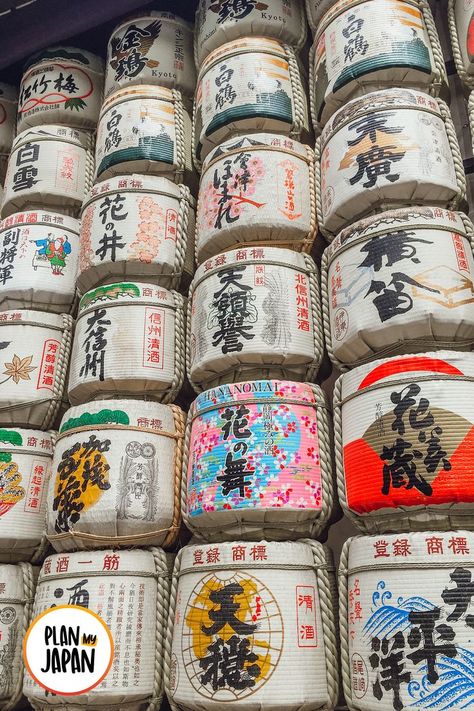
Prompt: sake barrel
<box><xmin>306</xmin><ymin>0</ymin><xmax>335</xmax><ymax>33</ymax></box>
<box><xmin>0</xmin><ymin>428</ymin><xmax>52</xmax><ymax>563</ymax></box>
<box><xmin>311</xmin><ymin>0</ymin><xmax>446</xmax><ymax>131</ymax></box>
<box><xmin>187</xmin><ymin>247</ymin><xmax>323</xmax><ymax>392</ymax></box>
<box><xmin>449</xmin><ymin>0</ymin><xmax>474</xmax><ymax>87</ymax></box>
<box><xmin>334</xmin><ymin>350</ymin><xmax>474</xmax><ymax>534</ymax></box>
<box><xmin>95</xmin><ymin>85</ymin><xmax>194</xmax><ymax>186</ymax></box>
<box><xmin>68</xmin><ymin>282</ymin><xmax>185</xmax><ymax>406</ymax></box>
<box><xmin>46</xmin><ymin>399</ymin><xmax>184</xmax><ymax>551</ymax></box>
<box><xmin>184</xmin><ymin>379</ymin><xmax>333</xmax><ymax>541</ymax></box>
<box><xmin>0</xmin><ymin>210</ymin><xmax>79</xmax><ymax>314</ymax></box>
<box><xmin>78</xmin><ymin>175</ymin><xmax>195</xmax><ymax>293</ymax></box>
<box><xmin>17</xmin><ymin>46</ymin><xmax>104</xmax><ymax>131</ymax></box>
<box><xmin>194</xmin><ymin>37</ymin><xmax>310</xmax><ymax>168</ymax></box>
<box><xmin>105</xmin><ymin>12</ymin><xmax>195</xmax><ymax>98</ymax></box>
<box><xmin>317</xmin><ymin>88</ymin><xmax>466</xmax><ymax>236</ymax></box>
<box><xmin>1</xmin><ymin>125</ymin><xmax>94</xmax><ymax>219</ymax></box>
<box><xmin>340</xmin><ymin>531</ymin><xmax>474</xmax><ymax>711</ymax></box>
<box><xmin>165</xmin><ymin>540</ymin><xmax>338</xmax><ymax>710</ymax></box>
<box><xmin>0</xmin><ymin>83</ymin><xmax>16</xmax><ymax>159</ymax></box>
<box><xmin>0</xmin><ymin>310</ymin><xmax>72</xmax><ymax>430</ymax></box>
<box><xmin>196</xmin><ymin>133</ymin><xmax>317</xmax><ymax>263</ymax></box>
<box><xmin>322</xmin><ymin>207</ymin><xmax>474</xmax><ymax>368</ymax></box>
<box><xmin>24</xmin><ymin>548</ymin><xmax>169</xmax><ymax>710</ymax></box>
<box><xmin>0</xmin><ymin>562</ymin><xmax>35</xmax><ymax>709</ymax></box>
<box><xmin>195</xmin><ymin>0</ymin><xmax>307</xmax><ymax>65</ymax></box>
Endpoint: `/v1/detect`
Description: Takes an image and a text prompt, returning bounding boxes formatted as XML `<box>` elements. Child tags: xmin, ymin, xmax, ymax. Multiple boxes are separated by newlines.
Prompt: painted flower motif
<box><xmin>2</xmin><ymin>355</ymin><xmax>36</xmax><ymax>384</ymax></box>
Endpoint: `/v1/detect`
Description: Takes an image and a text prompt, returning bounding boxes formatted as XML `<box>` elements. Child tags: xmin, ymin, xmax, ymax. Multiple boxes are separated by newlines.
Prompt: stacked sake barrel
<box><xmin>307</xmin><ymin>1</ymin><xmax>474</xmax><ymax>711</ymax></box>
<box><xmin>163</xmin><ymin>3</ymin><xmax>342</xmax><ymax>711</ymax></box>
<box><xmin>21</xmin><ymin>13</ymin><xmax>198</xmax><ymax>711</ymax></box>
<box><xmin>0</xmin><ymin>45</ymin><xmax>107</xmax><ymax>710</ymax></box>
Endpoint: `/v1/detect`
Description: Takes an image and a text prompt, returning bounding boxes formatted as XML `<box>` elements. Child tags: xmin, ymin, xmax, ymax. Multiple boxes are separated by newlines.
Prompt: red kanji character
<box><xmin>393</xmin><ymin>539</ymin><xmax>411</xmax><ymax>557</ymax></box>
<box><xmin>232</xmin><ymin>545</ymin><xmax>246</xmax><ymax>562</ymax></box>
<box><xmin>374</xmin><ymin>540</ymin><xmax>390</xmax><ymax>558</ymax></box>
<box><xmin>206</xmin><ymin>548</ymin><xmax>220</xmax><ymax>564</ymax></box>
<box><xmin>56</xmin><ymin>556</ymin><xmax>69</xmax><ymax>573</ymax></box>
<box><xmin>193</xmin><ymin>549</ymin><xmax>204</xmax><ymax>565</ymax></box>
<box><xmin>426</xmin><ymin>536</ymin><xmax>444</xmax><ymax>555</ymax></box>
<box><xmin>448</xmin><ymin>537</ymin><xmax>470</xmax><ymax>555</ymax></box>
<box><xmin>250</xmin><ymin>545</ymin><xmax>267</xmax><ymax>561</ymax></box>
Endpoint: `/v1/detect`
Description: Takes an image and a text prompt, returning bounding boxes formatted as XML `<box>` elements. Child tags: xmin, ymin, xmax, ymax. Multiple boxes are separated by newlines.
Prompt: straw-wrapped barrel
<box><xmin>193</xmin><ymin>37</ymin><xmax>310</xmax><ymax>168</ymax></box>
<box><xmin>105</xmin><ymin>12</ymin><xmax>196</xmax><ymax>98</ymax></box>
<box><xmin>340</xmin><ymin>531</ymin><xmax>474</xmax><ymax>711</ymax></box>
<box><xmin>23</xmin><ymin>548</ymin><xmax>169</xmax><ymax>710</ymax></box>
<box><xmin>1</xmin><ymin>125</ymin><xmax>94</xmax><ymax>218</ymax></box>
<box><xmin>68</xmin><ymin>282</ymin><xmax>185</xmax><ymax>406</ymax></box>
<box><xmin>187</xmin><ymin>247</ymin><xmax>323</xmax><ymax>392</ymax></box>
<box><xmin>165</xmin><ymin>540</ymin><xmax>338</xmax><ymax>711</ymax></box>
<box><xmin>17</xmin><ymin>46</ymin><xmax>104</xmax><ymax>131</ymax></box>
<box><xmin>184</xmin><ymin>379</ymin><xmax>334</xmax><ymax>541</ymax></box>
<box><xmin>316</xmin><ymin>88</ymin><xmax>466</xmax><ymax>237</ymax></box>
<box><xmin>46</xmin><ymin>399</ymin><xmax>184</xmax><ymax>551</ymax></box>
<box><xmin>78</xmin><ymin>175</ymin><xmax>195</xmax><ymax>293</ymax></box>
<box><xmin>196</xmin><ymin>133</ymin><xmax>317</xmax><ymax>263</ymax></box>
<box><xmin>322</xmin><ymin>206</ymin><xmax>474</xmax><ymax>368</ymax></box>
<box><xmin>335</xmin><ymin>350</ymin><xmax>474</xmax><ymax>533</ymax></box>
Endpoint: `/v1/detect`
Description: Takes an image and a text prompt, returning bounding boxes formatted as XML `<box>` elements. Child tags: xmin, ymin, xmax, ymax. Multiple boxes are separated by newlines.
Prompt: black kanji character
<box><xmin>442</xmin><ymin>568</ymin><xmax>474</xmax><ymax>628</ymax></box>
<box><xmin>67</xmin><ymin>579</ymin><xmax>90</xmax><ymax>608</ymax></box>
<box><xmin>221</xmin><ymin>404</ymin><xmax>252</xmax><ymax>440</ymax></box>
<box><xmin>359</xmin><ymin>231</ymin><xmax>433</xmax><ymax>272</ymax></box>
<box><xmin>381</xmin><ymin>437</ymin><xmax>432</xmax><ymax>496</ymax></box>
<box><xmin>350</xmin><ymin>145</ymin><xmax>405</xmax><ymax>189</ymax></box>
<box><xmin>370</xmin><ymin>632</ymin><xmax>410</xmax><ymax>711</ymax></box>
<box><xmin>199</xmin><ymin>635</ymin><xmax>261</xmax><ymax>691</ymax></box>
<box><xmin>202</xmin><ymin>582</ymin><xmax>258</xmax><ymax>636</ymax></box>
<box><xmin>407</xmin><ymin>608</ymin><xmax>457</xmax><ymax>684</ymax></box>
<box><xmin>217</xmin><ymin>445</ymin><xmax>254</xmax><ymax>496</ymax></box>
<box><xmin>348</xmin><ymin>113</ymin><xmax>403</xmax><ymax>146</ymax></box>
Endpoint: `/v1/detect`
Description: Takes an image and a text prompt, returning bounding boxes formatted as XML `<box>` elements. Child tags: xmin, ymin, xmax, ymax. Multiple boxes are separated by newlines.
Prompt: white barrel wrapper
<box><xmin>0</xmin><ymin>563</ymin><xmax>35</xmax><ymax>709</ymax></box>
<box><xmin>311</xmin><ymin>0</ymin><xmax>445</xmax><ymax>130</ymax></box>
<box><xmin>24</xmin><ymin>548</ymin><xmax>169</xmax><ymax>710</ymax></box>
<box><xmin>1</xmin><ymin>125</ymin><xmax>94</xmax><ymax>219</ymax></box>
<box><xmin>322</xmin><ymin>207</ymin><xmax>474</xmax><ymax>368</ymax></box>
<box><xmin>165</xmin><ymin>540</ymin><xmax>338</xmax><ymax>711</ymax></box>
<box><xmin>95</xmin><ymin>85</ymin><xmax>194</xmax><ymax>186</ymax></box>
<box><xmin>68</xmin><ymin>282</ymin><xmax>185</xmax><ymax>406</ymax></box>
<box><xmin>0</xmin><ymin>210</ymin><xmax>79</xmax><ymax>314</ymax></box>
<box><xmin>184</xmin><ymin>379</ymin><xmax>334</xmax><ymax>541</ymax></box>
<box><xmin>196</xmin><ymin>133</ymin><xmax>317</xmax><ymax>263</ymax></box>
<box><xmin>78</xmin><ymin>174</ymin><xmax>195</xmax><ymax>293</ymax></box>
<box><xmin>335</xmin><ymin>350</ymin><xmax>474</xmax><ymax>533</ymax></box>
<box><xmin>0</xmin><ymin>83</ymin><xmax>17</xmax><ymax>157</ymax></box>
<box><xmin>46</xmin><ymin>399</ymin><xmax>184</xmax><ymax>551</ymax></box>
<box><xmin>340</xmin><ymin>531</ymin><xmax>474</xmax><ymax>711</ymax></box>
<box><xmin>0</xmin><ymin>310</ymin><xmax>72</xmax><ymax>430</ymax></box>
<box><xmin>17</xmin><ymin>47</ymin><xmax>104</xmax><ymax>131</ymax></box>
<box><xmin>0</xmin><ymin>428</ymin><xmax>52</xmax><ymax>563</ymax></box>
<box><xmin>195</xmin><ymin>0</ymin><xmax>307</xmax><ymax>65</ymax></box>
<box><xmin>317</xmin><ymin>88</ymin><xmax>465</xmax><ymax>237</ymax></box>
<box><xmin>306</xmin><ymin>0</ymin><xmax>336</xmax><ymax>33</ymax></box>
<box><xmin>194</xmin><ymin>37</ymin><xmax>310</xmax><ymax>167</ymax></box>
<box><xmin>105</xmin><ymin>12</ymin><xmax>196</xmax><ymax>98</ymax></box>
<box><xmin>187</xmin><ymin>247</ymin><xmax>323</xmax><ymax>392</ymax></box>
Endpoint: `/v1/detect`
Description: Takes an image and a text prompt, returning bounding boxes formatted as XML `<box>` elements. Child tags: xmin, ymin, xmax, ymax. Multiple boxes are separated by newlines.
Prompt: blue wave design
<box><xmin>364</xmin><ymin>581</ymin><xmax>435</xmax><ymax>640</ymax></box>
<box><xmin>409</xmin><ymin>648</ymin><xmax>474</xmax><ymax>709</ymax></box>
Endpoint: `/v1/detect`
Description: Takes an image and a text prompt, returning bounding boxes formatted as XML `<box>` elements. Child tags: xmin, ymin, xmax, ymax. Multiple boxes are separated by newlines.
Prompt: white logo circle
<box><xmin>23</xmin><ymin>605</ymin><xmax>114</xmax><ymax>695</ymax></box>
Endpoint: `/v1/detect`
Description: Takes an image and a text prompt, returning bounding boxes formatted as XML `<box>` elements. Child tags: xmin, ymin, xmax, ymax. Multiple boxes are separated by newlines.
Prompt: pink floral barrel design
<box><xmin>78</xmin><ymin>175</ymin><xmax>195</xmax><ymax>293</ymax></box>
<box><xmin>185</xmin><ymin>379</ymin><xmax>334</xmax><ymax>541</ymax></box>
<box><xmin>196</xmin><ymin>133</ymin><xmax>316</xmax><ymax>263</ymax></box>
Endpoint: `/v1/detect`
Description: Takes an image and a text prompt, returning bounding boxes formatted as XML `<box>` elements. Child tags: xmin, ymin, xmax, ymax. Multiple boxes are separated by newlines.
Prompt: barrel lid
<box><xmin>82</xmin><ymin>174</ymin><xmax>186</xmax><ymax>211</ymax></box>
<box><xmin>110</xmin><ymin>10</ymin><xmax>193</xmax><ymax>38</ymax></box>
<box><xmin>199</xmin><ymin>36</ymin><xmax>289</xmax><ymax>78</ymax></box>
<box><xmin>100</xmin><ymin>84</ymin><xmax>178</xmax><ymax>115</ymax></box>
<box><xmin>317</xmin><ymin>0</ymin><xmax>421</xmax><ymax>37</ymax></box>
<box><xmin>59</xmin><ymin>398</ymin><xmax>177</xmax><ymax>435</ymax></box>
<box><xmin>321</xmin><ymin>88</ymin><xmax>441</xmax><ymax>147</ymax></box>
<box><xmin>194</xmin><ymin>246</ymin><xmax>315</xmax><ymax>284</ymax></box>
<box><xmin>39</xmin><ymin>549</ymin><xmax>161</xmax><ymax>581</ymax></box>
<box><xmin>0</xmin><ymin>309</ymin><xmax>68</xmax><ymax>330</ymax></box>
<box><xmin>0</xmin><ymin>210</ymin><xmax>80</xmax><ymax>235</ymax></box>
<box><xmin>0</xmin><ymin>427</ymin><xmax>53</xmax><ymax>454</ymax></box>
<box><xmin>0</xmin><ymin>83</ymin><xmax>17</xmax><ymax>103</ymax></box>
<box><xmin>179</xmin><ymin>540</ymin><xmax>319</xmax><ymax>572</ymax></box>
<box><xmin>347</xmin><ymin>530</ymin><xmax>474</xmax><ymax>570</ymax></box>
<box><xmin>191</xmin><ymin>380</ymin><xmax>321</xmax><ymax>418</ymax></box>
<box><xmin>326</xmin><ymin>207</ymin><xmax>471</xmax><ymax>263</ymax></box>
<box><xmin>23</xmin><ymin>46</ymin><xmax>104</xmax><ymax>75</ymax></box>
<box><xmin>202</xmin><ymin>132</ymin><xmax>312</xmax><ymax>173</ymax></box>
<box><xmin>340</xmin><ymin>350</ymin><xmax>474</xmax><ymax>402</ymax></box>
<box><xmin>12</xmin><ymin>124</ymin><xmax>90</xmax><ymax>150</ymax></box>
<box><xmin>78</xmin><ymin>281</ymin><xmax>177</xmax><ymax>316</ymax></box>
